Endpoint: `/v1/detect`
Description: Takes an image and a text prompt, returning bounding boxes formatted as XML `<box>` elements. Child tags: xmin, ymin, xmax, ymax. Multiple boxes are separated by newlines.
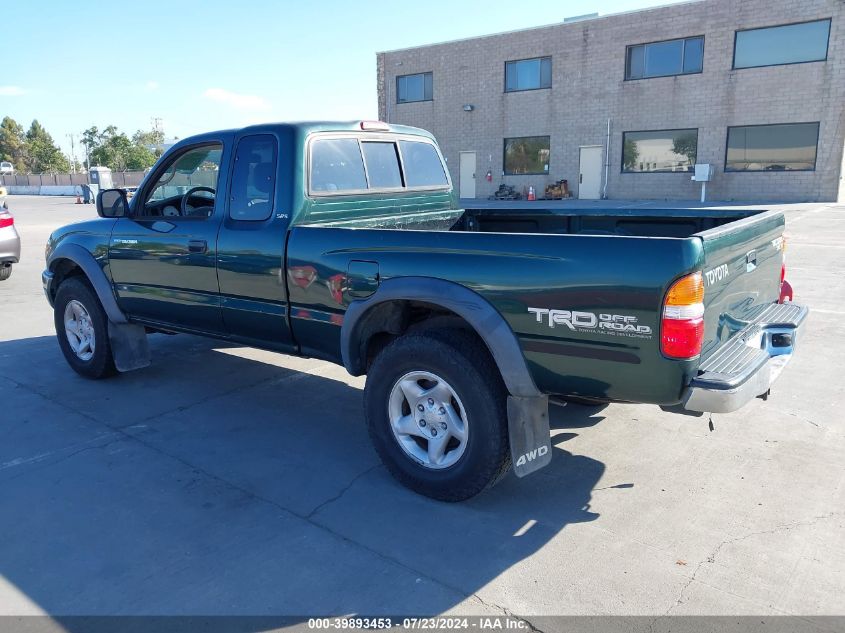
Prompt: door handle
<box><xmin>188</xmin><ymin>239</ymin><xmax>207</xmax><ymax>253</ymax></box>
<box><xmin>579</xmin><ymin>173</ymin><xmax>583</xmax><ymax>184</ymax></box>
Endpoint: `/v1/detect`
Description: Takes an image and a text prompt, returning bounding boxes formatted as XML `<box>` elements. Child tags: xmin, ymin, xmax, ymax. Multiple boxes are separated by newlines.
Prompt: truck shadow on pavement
<box><xmin>0</xmin><ymin>334</ymin><xmax>613</xmax><ymax>617</ymax></box>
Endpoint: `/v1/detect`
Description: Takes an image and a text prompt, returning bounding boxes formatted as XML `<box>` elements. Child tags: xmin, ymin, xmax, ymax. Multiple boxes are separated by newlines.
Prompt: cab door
<box><xmin>109</xmin><ymin>140</ymin><xmax>229</xmax><ymax>333</ymax></box>
<box><xmin>216</xmin><ymin>132</ymin><xmax>296</xmax><ymax>351</ymax></box>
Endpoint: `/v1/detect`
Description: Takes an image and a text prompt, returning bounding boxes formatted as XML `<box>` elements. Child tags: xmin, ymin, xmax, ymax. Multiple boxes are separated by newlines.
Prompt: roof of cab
<box><xmin>189</xmin><ymin>120</ymin><xmax>435</xmax><ymax>140</ymax></box>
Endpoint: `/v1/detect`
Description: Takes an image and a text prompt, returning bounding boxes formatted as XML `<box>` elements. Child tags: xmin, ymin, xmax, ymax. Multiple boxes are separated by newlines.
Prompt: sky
<box><xmin>1</xmin><ymin>0</ymin><xmax>686</xmax><ymax>161</ymax></box>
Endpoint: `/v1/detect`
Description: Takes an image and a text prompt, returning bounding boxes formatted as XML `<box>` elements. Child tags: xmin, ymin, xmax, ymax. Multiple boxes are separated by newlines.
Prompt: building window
<box><xmin>733</xmin><ymin>20</ymin><xmax>830</xmax><ymax>69</ymax></box>
<box><xmin>503</xmin><ymin>136</ymin><xmax>550</xmax><ymax>175</ymax></box>
<box><xmin>396</xmin><ymin>72</ymin><xmax>433</xmax><ymax>103</ymax></box>
<box><xmin>625</xmin><ymin>36</ymin><xmax>703</xmax><ymax>80</ymax></box>
<box><xmin>505</xmin><ymin>57</ymin><xmax>552</xmax><ymax>92</ymax></box>
<box><xmin>622</xmin><ymin>129</ymin><xmax>698</xmax><ymax>173</ymax></box>
<box><xmin>725</xmin><ymin>123</ymin><xmax>819</xmax><ymax>172</ymax></box>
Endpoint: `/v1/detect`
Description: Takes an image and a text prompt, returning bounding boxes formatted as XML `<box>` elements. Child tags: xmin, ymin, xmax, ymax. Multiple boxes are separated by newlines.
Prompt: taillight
<box><xmin>778</xmin><ymin>235</ymin><xmax>790</xmax><ymax>302</ymax></box>
<box><xmin>0</xmin><ymin>212</ymin><xmax>13</xmax><ymax>229</ymax></box>
<box><xmin>661</xmin><ymin>272</ymin><xmax>704</xmax><ymax>359</ymax></box>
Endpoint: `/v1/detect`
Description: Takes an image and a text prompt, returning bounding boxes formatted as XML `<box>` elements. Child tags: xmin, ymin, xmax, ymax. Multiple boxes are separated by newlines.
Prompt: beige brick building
<box><xmin>377</xmin><ymin>0</ymin><xmax>845</xmax><ymax>202</ymax></box>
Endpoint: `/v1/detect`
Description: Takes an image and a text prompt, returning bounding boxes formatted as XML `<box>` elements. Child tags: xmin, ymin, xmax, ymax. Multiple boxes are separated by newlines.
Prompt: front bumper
<box><xmin>42</xmin><ymin>269</ymin><xmax>55</xmax><ymax>306</ymax></box>
<box><xmin>682</xmin><ymin>302</ymin><xmax>808</xmax><ymax>414</ymax></box>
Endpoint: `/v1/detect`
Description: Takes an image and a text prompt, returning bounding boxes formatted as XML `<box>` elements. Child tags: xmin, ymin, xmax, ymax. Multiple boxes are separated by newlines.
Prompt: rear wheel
<box><xmin>364</xmin><ymin>329</ymin><xmax>510</xmax><ymax>501</ymax></box>
<box><xmin>0</xmin><ymin>264</ymin><xmax>11</xmax><ymax>281</ymax></box>
<box><xmin>53</xmin><ymin>277</ymin><xmax>117</xmax><ymax>379</ymax></box>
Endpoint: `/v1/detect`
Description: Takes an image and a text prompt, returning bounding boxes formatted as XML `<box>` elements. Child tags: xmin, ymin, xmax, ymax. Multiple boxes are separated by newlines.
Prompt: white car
<box><xmin>0</xmin><ymin>161</ymin><xmax>14</xmax><ymax>175</ymax></box>
<box><xmin>0</xmin><ymin>201</ymin><xmax>20</xmax><ymax>281</ymax></box>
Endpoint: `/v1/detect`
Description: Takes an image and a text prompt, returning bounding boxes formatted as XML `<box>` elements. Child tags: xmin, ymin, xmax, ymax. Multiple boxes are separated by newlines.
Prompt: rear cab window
<box><xmin>308</xmin><ymin>133</ymin><xmax>449</xmax><ymax>196</ymax></box>
<box><xmin>361</xmin><ymin>142</ymin><xmax>403</xmax><ymax>188</ymax></box>
<box><xmin>398</xmin><ymin>140</ymin><xmax>448</xmax><ymax>187</ymax></box>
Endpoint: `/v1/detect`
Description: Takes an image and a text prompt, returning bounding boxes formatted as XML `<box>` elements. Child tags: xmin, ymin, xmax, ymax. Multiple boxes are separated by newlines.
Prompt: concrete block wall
<box><xmin>378</xmin><ymin>0</ymin><xmax>845</xmax><ymax>202</ymax></box>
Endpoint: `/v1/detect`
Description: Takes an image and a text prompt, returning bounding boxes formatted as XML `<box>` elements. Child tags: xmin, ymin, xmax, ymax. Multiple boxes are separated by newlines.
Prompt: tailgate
<box><xmin>697</xmin><ymin>211</ymin><xmax>785</xmax><ymax>359</ymax></box>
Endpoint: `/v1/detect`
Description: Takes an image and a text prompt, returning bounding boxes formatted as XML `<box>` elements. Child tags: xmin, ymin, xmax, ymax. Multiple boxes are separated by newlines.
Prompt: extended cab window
<box><xmin>399</xmin><ymin>140</ymin><xmax>448</xmax><ymax>187</ymax></box>
<box><xmin>142</xmin><ymin>144</ymin><xmax>222</xmax><ymax>218</ymax></box>
<box><xmin>310</xmin><ymin>138</ymin><xmax>367</xmax><ymax>193</ymax></box>
<box><xmin>230</xmin><ymin>135</ymin><xmax>277</xmax><ymax>221</ymax></box>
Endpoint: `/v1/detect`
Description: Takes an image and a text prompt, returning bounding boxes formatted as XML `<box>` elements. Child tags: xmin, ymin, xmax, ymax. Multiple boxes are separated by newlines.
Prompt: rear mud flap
<box><xmin>507</xmin><ymin>395</ymin><xmax>552</xmax><ymax>477</ymax></box>
<box><xmin>108</xmin><ymin>322</ymin><xmax>151</xmax><ymax>372</ymax></box>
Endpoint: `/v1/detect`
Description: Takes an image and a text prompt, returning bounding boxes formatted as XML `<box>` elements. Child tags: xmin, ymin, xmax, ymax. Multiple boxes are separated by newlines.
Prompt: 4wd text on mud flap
<box><xmin>515</xmin><ymin>445</ymin><xmax>549</xmax><ymax>468</ymax></box>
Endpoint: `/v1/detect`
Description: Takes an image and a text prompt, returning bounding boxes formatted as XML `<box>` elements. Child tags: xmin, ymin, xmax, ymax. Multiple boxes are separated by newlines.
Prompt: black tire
<box><xmin>0</xmin><ymin>264</ymin><xmax>11</xmax><ymax>281</ymax></box>
<box><xmin>53</xmin><ymin>277</ymin><xmax>117</xmax><ymax>379</ymax></box>
<box><xmin>365</xmin><ymin>329</ymin><xmax>510</xmax><ymax>501</ymax></box>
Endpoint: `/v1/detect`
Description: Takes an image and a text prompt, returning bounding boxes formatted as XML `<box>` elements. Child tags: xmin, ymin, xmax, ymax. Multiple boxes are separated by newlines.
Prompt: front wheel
<box><xmin>53</xmin><ymin>277</ymin><xmax>117</xmax><ymax>379</ymax></box>
<box><xmin>364</xmin><ymin>329</ymin><xmax>510</xmax><ymax>501</ymax></box>
<box><xmin>0</xmin><ymin>264</ymin><xmax>11</xmax><ymax>281</ymax></box>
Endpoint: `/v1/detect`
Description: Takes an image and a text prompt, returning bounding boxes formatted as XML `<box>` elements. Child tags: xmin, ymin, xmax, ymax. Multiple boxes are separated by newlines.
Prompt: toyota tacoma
<box><xmin>42</xmin><ymin>121</ymin><xmax>807</xmax><ymax>500</ymax></box>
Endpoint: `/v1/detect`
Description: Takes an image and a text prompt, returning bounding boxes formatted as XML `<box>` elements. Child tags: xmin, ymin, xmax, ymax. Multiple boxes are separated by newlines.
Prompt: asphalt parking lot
<box><xmin>0</xmin><ymin>195</ymin><xmax>843</xmax><ymax>618</ymax></box>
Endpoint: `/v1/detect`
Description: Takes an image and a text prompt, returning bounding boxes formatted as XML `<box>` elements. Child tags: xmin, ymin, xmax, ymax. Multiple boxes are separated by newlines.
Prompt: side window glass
<box><xmin>310</xmin><ymin>138</ymin><xmax>367</xmax><ymax>193</ymax></box>
<box><xmin>143</xmin><ymin>144</ymin><xmax>222</xmax><ymax>218</ymax></box>
<box><xmin>399</xmin><ymin>141</ymin><xmax>449</xmax><ymax>187</ymax></box>
<box><xmin>361</xmin><ymin>142</ymin><xmax>402</xmax><ymax>189</ymax></box>
<box><xmin>230</xmin><ymin>135</ymin><xmax>277</xmax><ymax>221</ymax></box>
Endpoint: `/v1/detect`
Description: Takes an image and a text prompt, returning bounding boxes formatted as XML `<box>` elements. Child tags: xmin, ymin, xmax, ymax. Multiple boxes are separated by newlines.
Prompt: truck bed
<box><xmin>305</xmin><ymin>205</ymin><xmax>764</xmax><ymax>239</ymax></box>
<box><xmin>454</xmin><ymin>207</ymin><xmax>760</xmax><ymax>238</ymax></box>
<box><xmin>290</xmin><ymin>205</ymin><xmax>784</xmax><ymax>404</ymax></box>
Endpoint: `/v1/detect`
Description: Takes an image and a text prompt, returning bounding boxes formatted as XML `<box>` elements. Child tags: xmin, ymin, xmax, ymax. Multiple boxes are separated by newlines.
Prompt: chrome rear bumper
<box><xmin>683</xmin><ymin>303</ymin><xmax>808</xmax><ymax>414</ymax></box>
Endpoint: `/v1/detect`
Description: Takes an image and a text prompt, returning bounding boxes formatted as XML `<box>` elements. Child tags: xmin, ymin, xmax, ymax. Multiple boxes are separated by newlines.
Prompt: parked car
<box><xmin>0</xmin><ymin>202</ymin><xmax>20</xmax><ymax>281</ymax></box>
<box><xmin>0</xmin><ymin>161</ymin><xmax>14</xmax><ymax>175</ymax></box>
<box><xmin>41</xmin><ymin>121</ymin><xmax>807</xmax><ymax>500</ymax></box>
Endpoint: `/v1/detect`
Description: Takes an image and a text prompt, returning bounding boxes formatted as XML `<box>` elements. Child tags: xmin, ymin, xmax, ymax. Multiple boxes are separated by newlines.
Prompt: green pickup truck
<box><xmin>42</xmin><ymin>121</ymin><xmax>807</xmax><ymax>500</ymax></box>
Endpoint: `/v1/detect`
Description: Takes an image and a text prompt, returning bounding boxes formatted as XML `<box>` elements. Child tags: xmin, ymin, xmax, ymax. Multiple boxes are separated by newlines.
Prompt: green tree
<box><xmin>133</xmin><ymin>128</ymin><xmax>165</xmax><ymax>154</ymax></box>
<box><xmin>87</xmin><ymin>125</ymin><xmax>158</xmax><ymax>171</ymax></box>
<box><xmin>0</xmin><ymin>117</ymin><xmax>29</xmax><ymax>172</ymax></box>
<box><xmin>672</xmin><ymin>133</ymin><xmax>698</xmax><ymax>167</ymax></box>
<box><xmin>124</xmin><ymin>142</ymin><xmax>156</xmax><ymax>170</ymax></box>
<box><xmin>25</xmin><ymin>120</ymin><xmax>70</xmax><ymax>173</ymax></box>
<box><xmin>81</xmin><ymin>126</ymin><xmax>102</xmax><ymax>169</ymax></box>
<box><xmin>623</xmin><ymin>137</ymin><xmax>640</xmax><ymax>171</ymax></box>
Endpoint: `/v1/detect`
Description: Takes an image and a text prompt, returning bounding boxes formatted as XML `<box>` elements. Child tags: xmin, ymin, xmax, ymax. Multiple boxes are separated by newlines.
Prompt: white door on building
<box><xmin>459</xmin><ymin>152</ymin><xmax>476</xmax><ymax>199</ymax></box>
<box><xmin>578</xmin><ymin>146</ymin><xmax>603</xmax><ymax>200</ymax></box>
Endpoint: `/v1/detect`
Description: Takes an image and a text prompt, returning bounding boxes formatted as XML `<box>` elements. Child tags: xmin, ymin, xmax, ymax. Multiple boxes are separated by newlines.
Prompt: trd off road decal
<box><xmin>528</xmin><ymin>308</ymin><xmax>653</xmax><ymax>339</ymax></box>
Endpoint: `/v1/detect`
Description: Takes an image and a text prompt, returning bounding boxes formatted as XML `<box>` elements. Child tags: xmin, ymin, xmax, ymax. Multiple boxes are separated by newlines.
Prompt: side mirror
<box><xmin>96</xmin><ymin>188</ymin><xmax>129</xmax><ymax>218</ymax></box>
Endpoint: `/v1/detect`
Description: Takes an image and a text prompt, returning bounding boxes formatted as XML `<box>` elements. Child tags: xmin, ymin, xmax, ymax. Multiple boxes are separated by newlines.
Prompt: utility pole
<box><xmin>67</xmin><ymin>133</ymin><xmax>77</xmax><ymax>174</ymax></box>
<box><xmin>151</xmin><ymin>117</ymin><xmax>164</xmax><ymax>154</ymax></box>
<box><xmin>81</xmin><ymin>132</ymin><xmax>90</xmax><ymax>173</ymax></box>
